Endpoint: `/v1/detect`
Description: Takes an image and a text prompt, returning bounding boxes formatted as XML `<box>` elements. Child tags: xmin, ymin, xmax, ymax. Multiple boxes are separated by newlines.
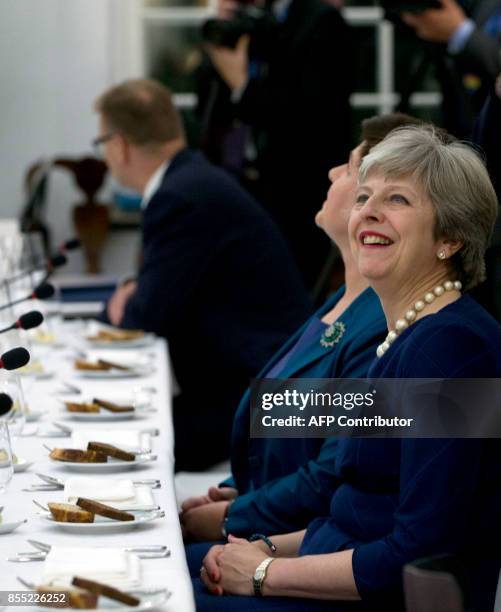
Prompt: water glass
<box><xmin>0</xmin><ymin>421</ymin><xmax>14</xmax><ymax>494</ymax></box>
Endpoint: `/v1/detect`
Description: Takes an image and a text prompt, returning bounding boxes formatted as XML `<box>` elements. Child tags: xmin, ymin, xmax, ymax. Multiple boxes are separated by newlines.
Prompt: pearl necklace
<box><xmin>376</xmin><ymin>280</ymin><xmax>462</xmax><ymax>358</ymax></box>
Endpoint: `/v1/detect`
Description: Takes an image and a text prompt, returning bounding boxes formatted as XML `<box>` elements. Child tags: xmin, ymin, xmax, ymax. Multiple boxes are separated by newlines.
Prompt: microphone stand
<box><xmin>0</xmin><ymin>280</ymin><xmax>15</xmax><ymax>327</ymax></box>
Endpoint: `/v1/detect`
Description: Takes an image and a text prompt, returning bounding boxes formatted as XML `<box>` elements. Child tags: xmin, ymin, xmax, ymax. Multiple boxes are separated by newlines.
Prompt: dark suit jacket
<box><xmin>121</xmin><ymin>148</ymin><xmax>312</xmax><ymax>469</ymax></box>
<box><xmin>437</xmin><ymin>0</ymin><xmax>501</xmax><ymax>137</ymax></box>
<box><xmin>457</xmin><ymin>0</ymin><xmax>501</xmax><ymax>80</ymax></box>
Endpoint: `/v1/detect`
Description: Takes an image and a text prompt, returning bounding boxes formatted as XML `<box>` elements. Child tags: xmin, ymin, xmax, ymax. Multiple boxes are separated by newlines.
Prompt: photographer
<box><xmin>199</xmin><ymin>0</ymin><xmax>355</xmax><ymax>291</ymax></box>
<box><xmin>398</xmin><ymin>0</ymin><xmax>501</xmax><ymax>137</ymax></box>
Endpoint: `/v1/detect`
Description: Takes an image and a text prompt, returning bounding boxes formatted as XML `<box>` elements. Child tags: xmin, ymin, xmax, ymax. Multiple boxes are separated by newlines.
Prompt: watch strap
<box><xmin>253</xmin><ymin>557</ymin><xmax>275</xmax><ymax>596</ymax></box>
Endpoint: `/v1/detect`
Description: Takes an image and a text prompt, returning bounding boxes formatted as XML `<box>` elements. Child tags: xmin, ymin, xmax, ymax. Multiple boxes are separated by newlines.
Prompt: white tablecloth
<box><xmin>1</xmin><ymin>325</ymin><xmax>195</xmax><ymax>612</ymax></box>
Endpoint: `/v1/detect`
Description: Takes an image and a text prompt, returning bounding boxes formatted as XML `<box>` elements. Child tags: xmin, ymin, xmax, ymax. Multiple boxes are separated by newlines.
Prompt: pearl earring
<box><xmin>437</xmin><ymin>250</ymin><xmax>446</xmax><ymax>260</ymax></box>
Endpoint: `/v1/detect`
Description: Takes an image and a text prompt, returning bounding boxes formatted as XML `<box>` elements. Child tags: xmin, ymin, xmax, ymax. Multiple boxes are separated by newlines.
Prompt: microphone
<box><xmin>41</xmin><ymin>252</ymin><xmax>67</xmax><ymax>283</ymax></box>
<box><xmin>0</xmin><ymin>311</ymin><xmax>44</xmax><ymax>334</ymax></box>
<box><xmin>0</xmin><ymin>282</ymin><xmax>55</xmax><ymax>313</ymax></box>
<box><xmin>46</xmin><ymin>253</ymin><xmax>67</xmax><ymax>271</ymax></box>
<box><xmin>59</xmin><ymin>238</ymin><xmax>80</xmax><ymax>253</ymax></box>
<box><xmin>6</xmin><ymin>253</ymin><xmax>67</xmax><ymax>285</ymax></box>
<box><xmin>0</xmin><ymin>392</ymin><xmax>13</xmax><ymax>417</ymax></box>
<box><xmin>0</xmin><ymin>347</ymin><xmax>30</xmax><ymax>370</ymax></box>
<box><xmin>19</xmin><ymin>311</ymin><xmax>44</xmax><ymax>330</ymax></box>
<box><xmin>33</xmin><ymin>283</ymin><xmax>55</xmax><ymax>300</ymax></box>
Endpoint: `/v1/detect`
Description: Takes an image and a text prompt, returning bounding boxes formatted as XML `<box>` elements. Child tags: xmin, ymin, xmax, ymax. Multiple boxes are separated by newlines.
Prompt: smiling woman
<box><xmin>352</xmin><ymin>126</ymin><xmax>496</xmax><ymax>294</ymax></box>
<box><xmin>193</xmin><ymin>125</ymin><xmax>501</xmax><ymax>612</ymax></box>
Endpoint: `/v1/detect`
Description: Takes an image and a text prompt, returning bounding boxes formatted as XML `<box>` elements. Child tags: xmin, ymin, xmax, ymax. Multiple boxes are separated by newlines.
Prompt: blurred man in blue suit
<box><xmin>402</xmin><ymin>0</ymin><xmax>501</xmax><ymax>137</ymax></box>
<box><xmin>94</xmin><ymin>79</ymin><xmax>311</xmax><ymax>471</ymax></box>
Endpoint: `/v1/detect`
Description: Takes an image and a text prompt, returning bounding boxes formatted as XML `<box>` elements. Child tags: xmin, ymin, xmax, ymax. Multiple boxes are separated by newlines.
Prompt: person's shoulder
<box><xmin>394</xmin><ymin>296</ymin><xmax>501</xmax><ymax>377</ymax></box>
<box><xmin>416</xmin><ymin>295</ymin><xmax>501</xmax><ymax>343</ymax></box>
<box><xmin>163</xmin><ymin>149</ymin><xmax>258</xmax><ymax>209</ymax></box>
<box><xmin>165</xmin><ymin>149</ymin><xmax>237</xmax><ymax>187</ymax></box>
<box><xmin>146</xmin><ymin>151</ymin><xmax>252</xmax><ymax>220</ymax></box>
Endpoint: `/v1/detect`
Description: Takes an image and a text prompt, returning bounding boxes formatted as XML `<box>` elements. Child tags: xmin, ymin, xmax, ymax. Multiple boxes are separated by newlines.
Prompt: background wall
<box><xmin>0</xmin><ymin>0</ymin><xmax>140</xmax><ymax>275</ymax></box>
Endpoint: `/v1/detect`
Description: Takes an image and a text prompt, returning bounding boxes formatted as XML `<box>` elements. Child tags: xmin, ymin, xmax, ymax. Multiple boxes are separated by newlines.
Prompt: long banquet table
<box><xmin>1</xmin><ymin>322</ymin><xmax>196</xmax><ymax>612</ymax></box>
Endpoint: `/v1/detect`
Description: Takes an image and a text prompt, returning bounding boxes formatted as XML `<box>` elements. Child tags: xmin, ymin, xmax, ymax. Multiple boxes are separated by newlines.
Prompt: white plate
<box><xmin>75</xmin><ymin>366</ymin><xmax>151</xmax><ymax>380</ymax></box>
<box><xmin>49</xmin><ymin>455</ymin><xmax>157</xmax><ymax>473</ymax></box>
<box><xmin>26</xmin><ymin>410</ymin><xmax>47</xmax><ymax>423</ymax></box>
<box><xmin>87</xmin><ymin>335</ymin><xmax>155</xmax><ymax>350</ymax></box>
<box><xmin>60</xmin><ymin>393</ymin><xmax>151</xmax><ymax>422</ymax></box>
<box><xmin>65</xmin><ymin>485</ymin><xmax>157</xmax><ymax>512</ymax></box>
<box><xmin>70</xmin><ymin>430</ymin><xmax>151</xmax><ymax>453</ymax></box>
<box><xmin>73</xmin><ymin>353</ymin><xmax>153</xmax><ymax>379</ymax></box>
<box><xmin>37</xmin><ymin>588</ymin><xmax>170</xmax><ymax>612</ymax></box>
<box><xmin>18</xmin><ymin>368</ymin><xmax>55</xmax><ymax>380</ymax></box>
<box><xmin>0</xmin><ymin>518</ymin><xmax>27</xmax><ymax>534</ymax></box>
<box><xmin>30</xmin><ymin>334</ymin><xmax>64</xmax><ymax>348</ymax></box>
<box><xmin>61</xmin><ymin>410</ymin><xmax>138</xmax><ymax>422</ymax></box>
<box><xmin>14</xmin><ymin>458</ymin><xmax>34</xmax><ymax>473</ymax></box>
<box><xmin>84</xmin><ymin>323</ymin><xmax>155</xmax><ymax>350</ymax></box>
<box><xmin>39</xmin><ymin>509</ymin><xmax>164</xmax><ymax>534</ymax></box>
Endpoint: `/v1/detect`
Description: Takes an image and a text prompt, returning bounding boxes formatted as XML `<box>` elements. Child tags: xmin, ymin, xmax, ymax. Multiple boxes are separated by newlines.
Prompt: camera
<box><xmin>201</xmin><ymin>2</ymin><xmax>276</xmax><ymax>56</ymax></box>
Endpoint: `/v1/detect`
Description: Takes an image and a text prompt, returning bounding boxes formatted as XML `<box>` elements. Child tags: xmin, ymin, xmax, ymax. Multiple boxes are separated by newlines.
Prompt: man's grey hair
<box><xmin>358</xmin><ymin>125</ymin><xmax>498</xmax><ymax>290</ymax></box>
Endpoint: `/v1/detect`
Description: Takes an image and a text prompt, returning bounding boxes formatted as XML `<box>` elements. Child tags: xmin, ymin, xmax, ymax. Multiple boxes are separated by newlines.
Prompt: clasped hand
<box><xmin>180</xmin><ymin>486</ymin><xmax>237</xmax><ymax>541</ymax></box>
<box><xmin>200</xmin><ymin>535</ymin><xmax>270</xmax><ymax>596</ymax></box>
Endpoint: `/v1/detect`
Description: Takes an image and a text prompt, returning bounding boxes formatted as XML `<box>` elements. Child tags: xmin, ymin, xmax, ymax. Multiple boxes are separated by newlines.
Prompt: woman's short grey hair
<box><xmin>358</xmin><ymin>125</ymin><xmax>498</xmax><ymax>290</ymax></box>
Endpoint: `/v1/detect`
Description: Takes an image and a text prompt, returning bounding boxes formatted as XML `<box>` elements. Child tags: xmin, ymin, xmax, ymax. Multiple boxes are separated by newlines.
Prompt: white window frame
<box><xmin>110</xmin><ymin>1</ymin><xmax>441</xmax><ymax>114</ymax></box>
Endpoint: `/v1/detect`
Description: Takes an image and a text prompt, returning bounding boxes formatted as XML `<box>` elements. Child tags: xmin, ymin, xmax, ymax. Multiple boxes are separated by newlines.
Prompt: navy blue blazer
<box><xmin>225</xmin><ymin>287</ymin><xmax>386</xmax><ymax>536</ymax></box>
<box><xmin>121</xmin><ymin>149</ymin><xmax>311</xmax><ymax>469</ymax></box>
<box><xmin>301</xmin><ymin>296</ymin><xmax>501</xmax><ymax>610</ymax></box>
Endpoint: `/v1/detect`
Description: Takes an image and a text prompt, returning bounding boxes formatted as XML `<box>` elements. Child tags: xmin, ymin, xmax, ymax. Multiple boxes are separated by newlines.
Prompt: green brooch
<box><xmin>320</xmin><ymin>321</ymin><xmax>346</xmax><ymax>348</ymax></box>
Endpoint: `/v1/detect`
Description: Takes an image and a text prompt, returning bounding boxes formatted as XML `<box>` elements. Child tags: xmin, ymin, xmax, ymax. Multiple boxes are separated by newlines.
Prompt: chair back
<box><xmin>404</xmin><ymin>555</ymin><xmax>466</xmax><ymax>612</ymax></box>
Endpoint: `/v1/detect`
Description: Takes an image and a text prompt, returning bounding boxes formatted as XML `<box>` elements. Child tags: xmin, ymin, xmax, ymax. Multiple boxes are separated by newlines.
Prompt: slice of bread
<box><xmin>96</xmin><ymin>359</ymin><xmax>130</xmax><ymax>372</ymax></box>
<box><xmin>75</xmin><ymin>498</ymin><xmax>135</xmax><ymax>522</ymax></box>
<box><xmin>92</xmin><ymin>398</ymin><xmax>134</xmax><ymax>413</ymax></box>
<box><xmin>74</xmin><ymin>359</ymin><xmax>112</xmax><ymax>371</ymax></box>
<box><xmin>72</xmin><ymin>577</ymin><xmax>139</xmax><ymax>607</ymax></box>
<box><xmin>48</xmin><ymin>502</ymin><xmax>95</xmax><ymax>523</ymax></box>
<box><xmin>36</xmin><ymin>585</ymin><xmax>98</xmax><ymax>609</ymax></box>
<box><xmin>65</xmin><ymin>402</ymin><xmax>100</xmax><ymax>413</ymax></box>
<box><xmin>88</xmin><ymin>329</ymin><xmax>144</xmax><ymax>342</ymax></box>
<box><xmin>87</xmin><ymin>442</ymin><xmax>136</xmax><ymax>461</ymax></box>
<box><xmin>49</xmin><ymin>448</ymin><xmax>108</xmax><ymax>463</ymax></box>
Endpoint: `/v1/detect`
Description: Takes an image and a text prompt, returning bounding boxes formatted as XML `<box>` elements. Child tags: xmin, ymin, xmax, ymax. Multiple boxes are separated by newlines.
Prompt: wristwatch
<box><xmin>253</xmin><ymin>557</ymin><xmax>275</xmax><ymax>596</ymax></box>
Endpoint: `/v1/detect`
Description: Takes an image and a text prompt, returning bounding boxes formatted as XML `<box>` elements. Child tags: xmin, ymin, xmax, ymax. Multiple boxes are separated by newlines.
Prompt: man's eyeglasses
<box><xmin>92</xmin><ymin>132</ymin><xmax>116</xmax><ymax>156</ymax></box>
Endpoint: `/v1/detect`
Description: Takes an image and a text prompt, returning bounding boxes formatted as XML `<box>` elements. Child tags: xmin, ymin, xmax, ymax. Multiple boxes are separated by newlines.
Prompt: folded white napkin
<box><xmin>64</xmin><ymin>477</ymin><xmax>135</xmax><ymax>503</ymax></box>
<box><xmin>43</xmin><ymin>547</ymin><xmax>141</xmax><ymax>588</ymax></box>
<box><xmin>71</xmin><ymin>429</ymin><xmax>150</xmax><ymax>451</ymax></box>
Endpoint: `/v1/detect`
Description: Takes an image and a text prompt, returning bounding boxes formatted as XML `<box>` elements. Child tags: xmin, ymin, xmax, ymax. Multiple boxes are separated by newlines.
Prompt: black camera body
<box><xmin>201</xmin><ymin>5</ymin><xmax>276</xmax><ymax>57</ymax></box>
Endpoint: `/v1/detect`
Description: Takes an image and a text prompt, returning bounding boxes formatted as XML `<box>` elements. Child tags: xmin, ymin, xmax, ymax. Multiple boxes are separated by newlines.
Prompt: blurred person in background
<box><xmin>95</xmin><ymin>79</ymin><xmax>311</xmax><ymax>471</ymax></box>
<box><xmin>199</xmin><ymin>0</ymin><xmax>355</xmax><ymax>291</ymax></box>
<box><xmin>401</xmin><ymin>0</ymin><xmax>501</xmax><ymax>137</ymax></box>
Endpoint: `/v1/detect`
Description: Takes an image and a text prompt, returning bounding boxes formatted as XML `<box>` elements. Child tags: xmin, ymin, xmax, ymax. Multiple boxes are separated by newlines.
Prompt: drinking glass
<box><xmin>0</xmin><ymin>372</ymin><xmax>27</xmax><ymax>437</ymax></box>
<box><xmin>0</xmin><ymin>421</ymin><xmax>14</xmax><ymax>493</ymax></box>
